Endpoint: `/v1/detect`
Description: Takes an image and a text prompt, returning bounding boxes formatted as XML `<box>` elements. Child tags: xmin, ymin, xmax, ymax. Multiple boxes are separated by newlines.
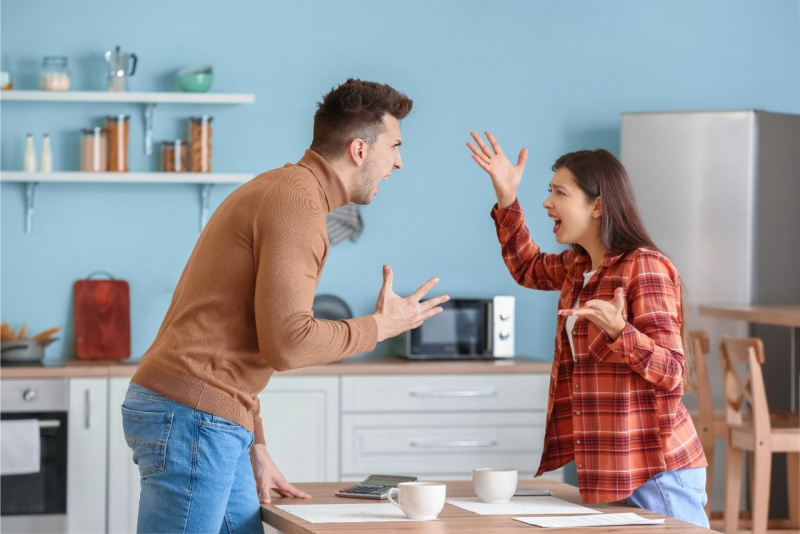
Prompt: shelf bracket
<box><xmin>199</xmin><ymin>183</ymin><xmax>213</xmax><ymax>231</ymax></box>
<box><xmin>24</xmin><ymin>182</ymin><xmax>38</xmax><ymax>234</ymax></box>
<box><xmin>143</xmin><ymin>103</ymin><xmax>156</xmax><ymax>156</ymax></box>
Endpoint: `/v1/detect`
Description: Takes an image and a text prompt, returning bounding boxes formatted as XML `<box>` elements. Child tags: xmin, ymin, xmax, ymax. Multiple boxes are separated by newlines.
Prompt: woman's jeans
<box><xmin>621</xmin><ymin>467</ymin><xmax>710</xmax><ymax>528</ymax></box>
<box><xmin>121</xmin><ymin>383</ymin><xmax>262</xmax><ymax>534</ymax></box>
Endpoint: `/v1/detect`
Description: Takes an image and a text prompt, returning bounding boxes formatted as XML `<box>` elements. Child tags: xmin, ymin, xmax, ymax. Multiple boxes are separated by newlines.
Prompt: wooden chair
<box><xmin>685</xmin><ymin>330</ymin><xmax>728</xmax><ymax>516</ymax></box>
<box><xmin>720</xmin><ymin>337</ymin><xmax>800</xmax><ymax>534</ymax></box>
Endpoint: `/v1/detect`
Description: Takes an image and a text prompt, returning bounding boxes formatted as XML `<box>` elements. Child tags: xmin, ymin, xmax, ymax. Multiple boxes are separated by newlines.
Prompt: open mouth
<box><xmin>550</xmin><ymin>216</ymin><xmax>562</xmax><ymax>233</ymax></box>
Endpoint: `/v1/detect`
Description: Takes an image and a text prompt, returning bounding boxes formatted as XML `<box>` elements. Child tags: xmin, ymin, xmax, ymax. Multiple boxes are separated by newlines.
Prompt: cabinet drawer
<box><xmin>341</xmin><ymin>412</ymin><xmax>545</xmax><ymax>477</ymax></box>
<box><xmin>341</xmin><ymin>374</ymin><xmax>549</xmax><ymax>413</ymax></box>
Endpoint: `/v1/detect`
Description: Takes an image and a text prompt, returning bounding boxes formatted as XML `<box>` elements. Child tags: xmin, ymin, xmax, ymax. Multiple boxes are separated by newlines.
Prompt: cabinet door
<box><xmin>106</xmin><ymin>377</ymin><xmax>140</xmax><ymax>534</ymax></box>
<box><xmin>67</xmin><ymin>378</ymin><xmax>108</xmax><ymax>534</ymax></box>
<box><xmin>259</xmin><ymin>376</ymin><xmax>340</xmax><ymax>482</ymax></box>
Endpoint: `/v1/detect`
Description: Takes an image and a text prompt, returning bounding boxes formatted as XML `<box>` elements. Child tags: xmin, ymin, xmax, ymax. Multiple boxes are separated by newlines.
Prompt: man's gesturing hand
<box><xmin>373</xmin><ymin>265</ymin><xmax>450</xmax><ymax>342</ymax></box>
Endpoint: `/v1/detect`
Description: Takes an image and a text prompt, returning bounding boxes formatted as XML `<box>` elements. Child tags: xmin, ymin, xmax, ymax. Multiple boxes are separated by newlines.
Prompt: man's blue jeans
<box><xmin>621</xmin><ymin>467</ymin><xmax>710</xmax><ymax>528</ymax></box>
<box><xmin>121</xmin><ymin>383</ymin><xmax>262</xmax><ymax>534</ymax></box>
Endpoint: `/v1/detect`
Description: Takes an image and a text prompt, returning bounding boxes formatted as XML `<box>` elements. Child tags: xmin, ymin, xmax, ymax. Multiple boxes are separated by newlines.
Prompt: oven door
<box><xmin>1</xmin><ymin>411</ymin><xmax>68</xmax><ymax>533</ymax></box>
<box><xmin>407</xmin><ymin>299</ymin><xmax>492</xmax><ymax>358</ymax></box>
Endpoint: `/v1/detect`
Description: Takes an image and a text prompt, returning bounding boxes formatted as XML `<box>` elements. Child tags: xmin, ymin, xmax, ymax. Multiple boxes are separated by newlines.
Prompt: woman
<box><xmin>466</xmin><ymin>131</ymin><xmax>709</xmax><ymax>527</ymax></box>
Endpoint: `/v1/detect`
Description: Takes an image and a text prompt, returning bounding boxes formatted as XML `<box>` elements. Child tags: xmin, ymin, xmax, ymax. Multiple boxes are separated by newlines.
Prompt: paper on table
<box><xmin>515</xmin><ymin>512</ymin><xmax>666</xmax><ymax>528</ymax></box>
<box><xmin>446</xmin><ymin>496</ymin><xmax>599</xmax><ymax>516</ymax></box>
<box><xmin>276</xmin><ymin>503</ymin><xmax>422</xmax><ymax>523</ymax></box>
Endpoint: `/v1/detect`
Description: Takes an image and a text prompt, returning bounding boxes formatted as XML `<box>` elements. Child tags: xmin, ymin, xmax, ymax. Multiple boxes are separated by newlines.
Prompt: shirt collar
<box><xmin>296</xmin><ymin>149</ymin><xmax>350</xmax><ymax>213</ymax></box>
<box><xmin>573</xmin><ymin>249</ymin><xmax>626</xmax><ymax>273</ymax></box>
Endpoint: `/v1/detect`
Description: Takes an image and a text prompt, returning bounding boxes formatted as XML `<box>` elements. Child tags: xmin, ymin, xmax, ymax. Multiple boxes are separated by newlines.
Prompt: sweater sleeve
<box><xmin>251</xmin><ymin>178</ymin><xmax>377</xmax><ymax>372</ymax></box>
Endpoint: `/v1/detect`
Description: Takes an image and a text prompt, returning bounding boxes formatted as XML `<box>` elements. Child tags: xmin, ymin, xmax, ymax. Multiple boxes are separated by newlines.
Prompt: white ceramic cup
<box><xmin>387</xmin><ymin>481</ymin><xmax>446</xmax><ymax>521</ymax></box>
<box><xmin>472</xmin><ymin>467</ymin><xmax>518</xmax><ymax>503</ymax></box>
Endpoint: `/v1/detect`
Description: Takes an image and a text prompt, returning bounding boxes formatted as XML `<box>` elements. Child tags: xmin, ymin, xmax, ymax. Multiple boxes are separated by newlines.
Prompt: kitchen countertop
<box><xmin>0</xmin><ymin>356</ymin><xmax>552</xmax><ymax>379</ymax></box>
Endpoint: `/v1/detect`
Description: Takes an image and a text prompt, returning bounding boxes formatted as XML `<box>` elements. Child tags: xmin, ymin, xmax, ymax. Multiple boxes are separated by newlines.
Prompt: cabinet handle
<box><xmin>38</xmin><ymin>419</ymin><xmax>61</xmax><ymax>429</ymax></box>
<box><xmin>409</xmin><ymin>389</ymin><xmax>497</xmax><ymax>398</ymax></box>
<box><xmin>410</xmin><ymin>440</ymin><xmax>498</xmax><ymax>448</ymax></box>
<box><xmin>84</xmin><ymin>389</ymin><xmax>92</xmax><ymax>429</ymax></box>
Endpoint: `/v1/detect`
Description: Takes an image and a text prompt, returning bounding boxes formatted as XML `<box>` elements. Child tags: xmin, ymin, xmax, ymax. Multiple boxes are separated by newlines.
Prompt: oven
<box><xmin>1</xmin><ymin>378</ymin><xmax>68</xmax><ymax>533</ymax></box>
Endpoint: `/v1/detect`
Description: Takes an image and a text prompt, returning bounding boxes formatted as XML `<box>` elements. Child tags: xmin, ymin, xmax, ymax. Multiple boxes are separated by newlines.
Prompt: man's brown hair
<box><xmin>310</xmin><ymin>78</ymin><xmax>412</xmax><ymax>160</ymax></box>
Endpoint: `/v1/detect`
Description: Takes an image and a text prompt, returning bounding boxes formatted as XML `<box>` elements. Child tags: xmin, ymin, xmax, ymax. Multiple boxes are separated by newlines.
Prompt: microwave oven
<box><xmin>405</xmin><ymin>296</ymin><xmax>515</xmax><ymax>359</ymax></box>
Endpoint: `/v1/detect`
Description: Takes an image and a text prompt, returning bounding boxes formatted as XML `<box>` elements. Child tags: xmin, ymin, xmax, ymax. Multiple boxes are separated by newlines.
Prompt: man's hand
<box><xmin>558</xmin><ymin>287</ymin><xmax>627</xmax><ymax>341</ymax></box>
<box><xmin>372</xmin><ymin>265</ymin><xmax>450</xmax><ymax>342</ymax></box>
<box><xmin>467</xmin><ymin>131</ymin><xmax>528</xmax><ymax>209</ymax></box>
<box><xmin>250</xmin><ymin>443</ymin><xmax>311</xmax><ymax>505</ymax></box>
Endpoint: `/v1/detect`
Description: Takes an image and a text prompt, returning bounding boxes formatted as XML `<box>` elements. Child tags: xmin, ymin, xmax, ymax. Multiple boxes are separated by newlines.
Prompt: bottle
<box><xmin>81</xmin><ymin>127</ymin><xmax>107</xmax><ymax>172</ymax></box>
<box><xmin>40</xmin><ymin>133</ymin><xmax>53</xmax><ymax>172</ymax></box>
<box><xmin>40</xmin><ymin>56</ymin><xmax>70</xmax><ymax>91</ymax></box>
<box><xmin>188</xmin><ymin>116</ymin><xmax>213</xmax><ymax>172</ymax></box>
<box><xmin>23</xmin><ymin>133</ymin><xmax>36</xmax><ymax>172</ymax></box>
<box><xmin>106</xmin><ymin>114</ymin><xmax>130</xmax><ymax>172</ymax></box>
<box><xmin>161</xmin><ymin>140</ymin><xmax>188</xmax><ymax>172</ymax></box>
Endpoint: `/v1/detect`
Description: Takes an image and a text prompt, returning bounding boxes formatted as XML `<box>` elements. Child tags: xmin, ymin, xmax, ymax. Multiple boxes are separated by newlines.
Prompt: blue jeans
<box><xmin>621</xmin><ymin>467</ymin><xmax>710</xmax><ymax>528</ymax></box>
<box><xmin>121</xmin><ymin>383</ymin><xmax>262</xmax><ymax>534</ymax></box>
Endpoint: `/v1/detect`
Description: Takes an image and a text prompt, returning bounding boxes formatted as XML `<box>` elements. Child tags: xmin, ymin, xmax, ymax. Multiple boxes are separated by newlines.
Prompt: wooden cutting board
<box><xmin>73</xmin><ymin>274</ymin><xmax>130</xmax><ymax>360</ymax></box>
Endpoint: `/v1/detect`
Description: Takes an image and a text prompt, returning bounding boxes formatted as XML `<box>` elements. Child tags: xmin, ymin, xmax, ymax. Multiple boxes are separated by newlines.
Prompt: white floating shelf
<box><xmin>1</xmin><ymin>171</ymin><xmax>253</xmax><ymax>184</ymax></box>
<box><xmin>1</xmin><ymin>171</ymin><xmax>254</xmax><ymax>233</ymax></box>
<box><xmin>0</xmin><ymin>90</ymin><xmax>255</xmax><ymax>104</ymax></box>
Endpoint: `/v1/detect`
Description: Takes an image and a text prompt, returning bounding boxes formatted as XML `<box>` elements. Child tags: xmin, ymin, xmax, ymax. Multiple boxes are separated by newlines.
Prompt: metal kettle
<box><xmin>104</xmin><ymin>45</ymin><xmax>137</xmax><ymax>92</ymax></box>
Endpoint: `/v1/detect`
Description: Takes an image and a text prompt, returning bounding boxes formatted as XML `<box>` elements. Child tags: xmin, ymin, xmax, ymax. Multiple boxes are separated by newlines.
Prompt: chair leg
<box><xmin>704</xmin><ymin>436</ymin><xmax>715</xmax><ymax>516</ymax></box>
<box><xmin>788</xmin><ymin>452</ymin><xmax>799</xmax><ymax>528</ymax></box>
<box><xmin>750</xmin><ymin>445</ymin><xmax>772</xmax><ymax>534</ymax></box>
<box><xmin>726</xmin><ymin>445</ymin><xmax>744</xmax><ymax>534</ymax></box>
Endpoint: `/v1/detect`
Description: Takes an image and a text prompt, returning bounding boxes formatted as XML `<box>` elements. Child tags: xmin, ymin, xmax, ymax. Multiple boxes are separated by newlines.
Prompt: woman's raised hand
<box><xmin>467</xmin><ymin>131</ymin><xmax>528</xmax><ymax>209</ymax></box>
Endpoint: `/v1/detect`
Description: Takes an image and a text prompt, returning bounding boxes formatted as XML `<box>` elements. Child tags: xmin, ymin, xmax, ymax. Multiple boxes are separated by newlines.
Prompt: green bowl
<box><xmin>177</xmin><ymin>67</ymin><xmax>213</xmax><ymax>93</ymax></box>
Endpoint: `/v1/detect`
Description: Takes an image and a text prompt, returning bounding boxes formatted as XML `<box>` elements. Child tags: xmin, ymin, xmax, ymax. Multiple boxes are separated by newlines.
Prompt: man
<box><xmin>122</xmin><ymin>79</ymin><xmax>448</xmax><ymax>533</ymax></box>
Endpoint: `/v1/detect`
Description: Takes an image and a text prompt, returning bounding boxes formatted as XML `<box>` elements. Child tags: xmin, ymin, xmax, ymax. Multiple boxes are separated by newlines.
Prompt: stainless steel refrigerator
<box><xmin>620</xmin><ymin>110</ymin><xmax>800</xmax><ymax>515</ymax></box>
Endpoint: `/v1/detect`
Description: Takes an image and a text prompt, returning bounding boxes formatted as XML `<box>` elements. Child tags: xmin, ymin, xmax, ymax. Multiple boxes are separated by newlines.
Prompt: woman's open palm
<box><xmin>467</xmin><ymin>131</ymin><xmax>528</xmax><ymax>208</ymax></box>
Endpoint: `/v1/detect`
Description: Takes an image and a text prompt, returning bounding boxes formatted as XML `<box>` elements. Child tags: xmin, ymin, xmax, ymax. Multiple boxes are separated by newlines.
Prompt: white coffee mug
<box><xmin>473</xmin><ymin>467</ymin><xmax>518</xmax><ymax>503</ymax></box>
<box><xmin>387</xmin><ymin>481</ymin><xmax>446</xmax><ymax>521</ymax></box>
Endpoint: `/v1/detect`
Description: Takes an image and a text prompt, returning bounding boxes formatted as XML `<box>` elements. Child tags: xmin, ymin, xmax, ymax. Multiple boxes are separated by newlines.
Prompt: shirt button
<box><xmin>578</xmin><ymin>464</ymin><xmax>583</xmax><ymax>469</ymax></box>
<box><xmin>575</xmin><ymin>411</ymin><xmax>581</xmax><ymax>415</ymax></box>
<box><xmin>575</xmin><ymin>384</ymin><xmax>580</xmax><ymax>389</ymax></box>
<box><xmin>576</xmin><ymin>439</ymin><xmax>581</xmax><ymax>445</ymax></box>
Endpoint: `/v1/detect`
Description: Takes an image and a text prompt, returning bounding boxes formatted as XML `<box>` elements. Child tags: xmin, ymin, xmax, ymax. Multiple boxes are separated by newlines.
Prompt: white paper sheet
<box><xmin>276</xmin><ymin>503</ymin><xmax>426</xmax><ymax>523</ymax></box>
<box><xmin>0</xmin><ymin>419</ymin><xmax>41</xmax><ymax>475</ymax></box>
<box><xmin>514</xmin><ymin>512</ymin><xmax>666</xmax><ymax>528</ymax></box>
<box><xmin>445</xmin><ymin>496</ymin><xmax>599</xmax><ymax>516</ymax></box>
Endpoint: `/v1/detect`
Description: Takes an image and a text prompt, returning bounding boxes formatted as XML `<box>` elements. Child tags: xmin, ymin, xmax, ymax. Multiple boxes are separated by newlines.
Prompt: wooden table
<box><xmin>699</xmin><ymin>304</ymin><xmax>800</xmax><ymax>411</ymax></box>
<box><xmin>261</xmin><ymin>479</ymin><xmax>714</xmax><ymax>533</ymax></box>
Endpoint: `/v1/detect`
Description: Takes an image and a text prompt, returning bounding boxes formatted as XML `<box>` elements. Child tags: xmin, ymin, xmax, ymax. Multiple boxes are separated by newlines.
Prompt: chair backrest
<box><xmin>686</xmin><ymin>330</ymin><xmax>715</xmax><ymax>434</ymax></box>
<box><xmin>719</xmin><ymin>337</ymin><xmax>771</xmax><ymax>438</ymax></box>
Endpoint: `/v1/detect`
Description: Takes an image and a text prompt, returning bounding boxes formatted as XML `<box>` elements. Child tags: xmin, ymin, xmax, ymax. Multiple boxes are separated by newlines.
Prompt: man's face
<box><xmin>350</xmin><ymin>114</ymin><xmax>403</xmax><ymax>205</ymax></box>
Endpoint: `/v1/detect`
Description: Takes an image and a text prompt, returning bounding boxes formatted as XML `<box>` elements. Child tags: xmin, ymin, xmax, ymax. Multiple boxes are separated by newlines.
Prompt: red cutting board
<box><xmin>73</xmin><ymin>277</ymin><xmax>130</xmax><ymax>360</ymax></box>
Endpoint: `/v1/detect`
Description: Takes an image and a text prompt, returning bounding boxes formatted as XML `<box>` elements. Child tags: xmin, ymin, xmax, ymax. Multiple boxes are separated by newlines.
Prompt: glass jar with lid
<box><xmin>40</xmin><ymin>56</ymin><xmax>70</xmax><ymax>91</ymax></box>
<box><xmin>161</xmin><ymin>140</ymin><xmax>188</xmax><ymax>172</ymax></box>
<box><xmin>81</xmin><ymin>127</ymin><xmax>107</xmax><ymax>172</ymax></box>
<box><xmin>106</xmin><ymin>114</ymin><xmax>130</xmax><ymax>172</ymax></box>
<box><xmin>188</xmin><ymin>116</ymin><xmax>213</xmax><ymax>172</ymax></box>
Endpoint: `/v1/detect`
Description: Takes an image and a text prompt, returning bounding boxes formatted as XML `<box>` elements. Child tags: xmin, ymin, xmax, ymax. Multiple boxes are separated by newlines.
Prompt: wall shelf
<box><xmin>1</xmin><ymin>171</ymin><xmax>254</xmax><ymax>233</ymax></box>
<box><xmin>0</xmin><ymin>90</ymin><xmax>255</xmax><ymax>155</ymax></box>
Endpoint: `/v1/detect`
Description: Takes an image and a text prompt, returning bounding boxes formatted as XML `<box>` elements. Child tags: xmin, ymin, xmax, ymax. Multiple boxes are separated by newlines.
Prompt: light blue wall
<box><xmin>2</xmin><ymin>0</ymin><xmax>799</xmax><ymax>364</ymax></box>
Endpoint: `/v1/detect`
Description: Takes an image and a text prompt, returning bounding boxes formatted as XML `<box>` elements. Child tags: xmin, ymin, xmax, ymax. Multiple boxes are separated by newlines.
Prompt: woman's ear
<box><xmin>592</xmin><ymin>196</ymin><xmax>603</xmax><ymax>218</ymax></box>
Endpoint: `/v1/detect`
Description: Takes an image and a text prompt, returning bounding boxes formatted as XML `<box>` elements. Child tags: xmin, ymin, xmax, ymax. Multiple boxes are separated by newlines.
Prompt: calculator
<box><xmin>335</xmin><ymin>474</ymin><xmax>418</xmax><ymax>499</ymax></box>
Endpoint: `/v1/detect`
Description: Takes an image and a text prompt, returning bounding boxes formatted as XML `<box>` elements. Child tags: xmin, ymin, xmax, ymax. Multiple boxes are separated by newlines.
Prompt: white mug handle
<box><xmin>387</xmin><ymin>487</ymin><xmax>402</xmax><ymax>511</ymax></box>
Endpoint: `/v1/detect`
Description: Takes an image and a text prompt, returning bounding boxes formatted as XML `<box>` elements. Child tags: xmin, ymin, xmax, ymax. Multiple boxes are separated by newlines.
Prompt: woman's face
<box><xmin>542</xmin><ymin>167</ymin><xmax>602</xmax><ymax>248</ymax></box>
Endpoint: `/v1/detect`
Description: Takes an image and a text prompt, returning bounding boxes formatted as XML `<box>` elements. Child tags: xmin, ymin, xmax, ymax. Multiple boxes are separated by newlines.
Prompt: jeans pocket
<box><xmin>676</xmin><ymin>467</ymin><xmax>707</xmax><ymax>495</ymax></box>
<box><xmin>121</xmin><ymin>406</ymin><xmax>173</xmax><ymax>477</ymax></box>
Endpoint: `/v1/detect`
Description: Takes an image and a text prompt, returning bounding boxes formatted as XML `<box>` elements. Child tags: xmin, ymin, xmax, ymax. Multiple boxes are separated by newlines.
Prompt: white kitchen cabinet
<box><xmin>67</xmin><ymin>377</ymin><xmax>109</xmax><ymax>534</ymax></box>
<box><xmin>259</xmin><ymin>376</ymin><xmax>340</xmax><ymax>482</ymax></box>
<box><xmin>106</xmin><ymin>377</ymin><xmax>139</xmax><ymax>534</ymax></box>
<box><xmin>340</xmin><ymin>374</ymin><xmax>562</xmax><ymax>482</ymax></box>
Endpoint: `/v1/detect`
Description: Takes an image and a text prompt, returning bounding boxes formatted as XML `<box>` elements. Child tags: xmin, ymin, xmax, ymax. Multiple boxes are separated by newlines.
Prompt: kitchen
<box><xmin>1</xmin><ymin>1</ymin><xmax>799</xmax><ymax>533</ymax></box>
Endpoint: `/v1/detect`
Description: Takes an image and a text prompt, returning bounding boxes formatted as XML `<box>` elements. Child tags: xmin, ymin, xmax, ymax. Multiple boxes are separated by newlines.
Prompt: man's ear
<box><xmin>592</xmin><ymin>196</ymin><xmax>603</xmax><ymax>218</ymax></box>
<box><xmin>348</xmin><ymin>138</ymin><xmax>367</xmax><ymax>167</ymax></box>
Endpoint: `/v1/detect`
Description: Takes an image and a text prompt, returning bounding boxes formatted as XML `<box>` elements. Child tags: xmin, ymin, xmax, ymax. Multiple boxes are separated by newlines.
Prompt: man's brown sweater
<box><xmin>132</xmin><ymin>150</ymin><xmax>378</xmax><ymax>445</ymax></box>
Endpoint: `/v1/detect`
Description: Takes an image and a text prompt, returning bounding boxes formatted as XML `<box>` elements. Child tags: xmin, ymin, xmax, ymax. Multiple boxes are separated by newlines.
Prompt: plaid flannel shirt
<box><xmin>492</xmin><ymin>200</ymin><xmax>706</xmax><ymax>504</ymax></box>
